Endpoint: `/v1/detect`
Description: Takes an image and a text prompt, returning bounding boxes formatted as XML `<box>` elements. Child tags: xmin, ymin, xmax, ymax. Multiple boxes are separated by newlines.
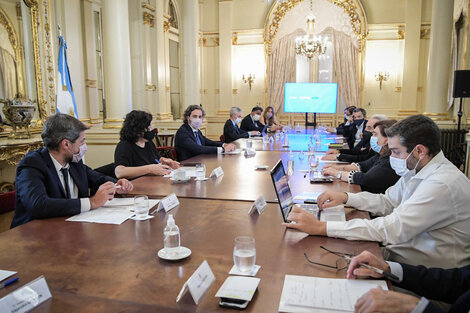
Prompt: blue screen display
<box><xmin>284</xmin><ymin>83</ymin><xmax>338</xmax><ymax>113</ymax></box>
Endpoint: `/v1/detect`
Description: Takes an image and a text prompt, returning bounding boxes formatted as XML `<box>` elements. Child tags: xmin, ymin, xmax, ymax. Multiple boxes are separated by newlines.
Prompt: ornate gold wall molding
<box><xmin>143</xmin><ymin>11</ymin><xmax>155</xmax><ymax>27</ymax></box>
<box><xmin>0</xmin><ymin>140</ymin><xmax>43</xmax><ymax>166</ymax></box>
<box><xmin>141</xmin><ymin>2</ymin><xmax>155</xmax><ymax>12</ymax></box>
<box><xmin>85</xmin><ymin>79</ymin><xmax>97</xmax><ymax>88</ymax></box>
<box><xmin>163</xmin><ymin>20</ymin><xmax>170</xmax><ymax>32</ymax></box>
<box><xmin>43</xmin><ymin>0</ymin><xmax>56</xmax><ymax>119</ymax></box>
<box><xmin>145</xmin><ymin>84</ymin><xmax>157</xmax><ymax>91</ymax></box>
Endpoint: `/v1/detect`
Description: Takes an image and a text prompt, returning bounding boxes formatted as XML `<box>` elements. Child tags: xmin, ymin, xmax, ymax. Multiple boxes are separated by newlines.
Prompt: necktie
<box><xmin>234</xmin><ymin>124</ymin><xmax>240</xmax><ymax>134</ymax></box>
<box><xmin>194</xmin><ymin>131</ymin><xmax>202</xmax><ymax>145</ymax></box>
<box><xmin>60</xmin><ymin>168</ymin><xmax>71</xmax><ymax>199</ymax></box>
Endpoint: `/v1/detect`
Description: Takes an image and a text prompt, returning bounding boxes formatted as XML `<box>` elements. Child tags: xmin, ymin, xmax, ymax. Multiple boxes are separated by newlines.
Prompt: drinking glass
<box><xmin>246</xmin><ymin>139</ymin><xmax>252</xmax><ymax>149</ymax></box>
<box><xmin>262</xmin><ymin>134</ymin><xmax>269</xmax><ymax>144</ymax></box>
<box><xmin>309</xmin><ymin>155</ymin><xmax>319</xmax><ymax>172</ymax></box>
<box><xmin>233</xmin><ymin>236</ymin><xmax>256</xmax><ymax>272</ymax></box>
<box><xmin>134</xmin><ymin>195</ymin><xmax>149</xmax><ymax>218</ymax></box>
<box><xmin>196</xmin><ymin>163</ymin><xmax>206</xmax><ymax>179</ymax></box>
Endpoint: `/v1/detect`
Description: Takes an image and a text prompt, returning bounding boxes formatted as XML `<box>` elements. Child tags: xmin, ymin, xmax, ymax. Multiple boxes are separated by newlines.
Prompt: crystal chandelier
<box><xmin>295</xmin><ymin>1</ymin><xmax>328</xmax><ymax>60</ymax></box>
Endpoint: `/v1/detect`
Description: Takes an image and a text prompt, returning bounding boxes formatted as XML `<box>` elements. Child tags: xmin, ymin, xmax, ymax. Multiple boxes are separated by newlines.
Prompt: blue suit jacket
<box><xmin>11</xmin><ymin>147</ymin><xmax>115</xmax><ymax>228</ymax></box>
<box><xmin>396</xmin><ymin>263</ymin><xmax>470</xmax><ymax>313</ymax></box>
<box><xmin>174</xmin><ymin>123</ymin><xmax>223</xmax><ymax>161</ymax></box>
<box><xmin>223</xmin><ymin>119</ymin><xmax>249</xmax><ymax>143</ymax></box>
<box><xmin>240</xmin><ymin>114</ymin><xmax>265</xmax><ymax>133</ymax></box>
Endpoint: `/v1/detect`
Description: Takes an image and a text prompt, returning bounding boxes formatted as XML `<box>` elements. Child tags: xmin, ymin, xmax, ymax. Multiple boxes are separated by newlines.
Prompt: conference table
<box><xmin>0</xmin><ymin>131</ymin><xmax>385</xmax><ymax>313</ymax></box>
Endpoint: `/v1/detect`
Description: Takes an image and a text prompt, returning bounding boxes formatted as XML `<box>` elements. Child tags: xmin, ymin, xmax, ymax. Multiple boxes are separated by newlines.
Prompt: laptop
<box><xmin>270</xmin><ymin>160</ymin><xmax>346</xmax><ymax>223</ymax></box>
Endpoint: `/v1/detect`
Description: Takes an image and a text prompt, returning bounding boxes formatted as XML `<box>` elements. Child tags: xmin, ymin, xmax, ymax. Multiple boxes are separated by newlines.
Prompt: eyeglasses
<box><xmin>304</xmin><ymin>246</ymin><xmax>355</xmax><ymax>271</ymax></box>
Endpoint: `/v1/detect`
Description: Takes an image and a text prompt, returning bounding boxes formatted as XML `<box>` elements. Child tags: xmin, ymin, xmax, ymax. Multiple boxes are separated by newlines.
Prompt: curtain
<box><xmin>0</xmin><ymin>47</ymin><xmax>17</xmax><ymax>99</ymax></box>
<box><xmin>268</xmin><ymin>30</ymin><xmax>304</xmax><ymax>113</ymax></box>
<box><xmin>320</xmin><ymin>27</ymin><xmax>360</xmax><ymax>109</ymax></box>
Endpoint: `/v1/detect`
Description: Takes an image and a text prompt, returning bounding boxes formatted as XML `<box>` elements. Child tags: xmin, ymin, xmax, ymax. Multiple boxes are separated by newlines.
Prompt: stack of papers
<box><xmin>279</xmin><ymin>275</ymin><xmax>388</xmax><ymax>312</ymax></box>
<box><xmin>0</xmin><ymin>270</ymin><xmax>17</xmax><ymax>281</ymax></box>
<box><xmin>66</xmin><ymin>198</ymin><xmax>159</xmax><ymax>225</ymax></box>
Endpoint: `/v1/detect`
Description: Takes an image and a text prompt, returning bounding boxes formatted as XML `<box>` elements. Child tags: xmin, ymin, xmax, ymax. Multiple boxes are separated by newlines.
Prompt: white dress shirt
<box><xmin>49</xmin><ymin>153</ymin><xmax>91</xmax><ymax>212</ymax></box>
<box><xmin>354</xmin><ymin>121</ymin><xmax>364</xmax><ymax>147</ymax></box>
<box><xmin>327</xmin><ymin>151</ymin><xmax>470</xmax><ymax>268</ymax></box>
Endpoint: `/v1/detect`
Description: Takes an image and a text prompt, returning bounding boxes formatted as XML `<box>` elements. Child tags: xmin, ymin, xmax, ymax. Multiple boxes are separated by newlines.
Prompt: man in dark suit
<box><xmin>223</xmin><ymin>106</ymin><xmax>260</xmax><ymax>143</ymax></box>
<box><xmin>175</xmin><ymin>105</ymin><xmax>236</xmax><ymax>161</ymax></box>
<box><xmin>11</xmin><ymin>113</ymin><xmax>133</xmax><ymax>228</ymax></box>
<box><xmin>348</xmin><ymin>251</ymin><xmax>470</xmax><ymax>313</ymax></box>
<box><xmin>343</xmin><ymin>108</ymin><xmax>368</xmax><ymax>149</ymax></box>
<box><xmin>240</xmin><ymin>106</ymin><xmax>265</xmax><ymax>133</ymax></box>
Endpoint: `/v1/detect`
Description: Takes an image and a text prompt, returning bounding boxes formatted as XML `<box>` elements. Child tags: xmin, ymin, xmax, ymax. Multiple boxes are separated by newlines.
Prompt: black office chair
<box><xmin>94</xmin><ymin>163</ymin><xmax>116</xmax><ymax>179</ymax></box>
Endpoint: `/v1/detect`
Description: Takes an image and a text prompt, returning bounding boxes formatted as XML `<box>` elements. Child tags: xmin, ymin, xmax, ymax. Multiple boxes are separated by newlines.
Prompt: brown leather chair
<box><xmin>220</xmin><ymin>134</ymin><xmax>226</xmax><ymax>143</ymax></box>
<box><xmin>0</xmin><ymin>191</ymin><xmax>15</xmax><ymax>232</ymax></box>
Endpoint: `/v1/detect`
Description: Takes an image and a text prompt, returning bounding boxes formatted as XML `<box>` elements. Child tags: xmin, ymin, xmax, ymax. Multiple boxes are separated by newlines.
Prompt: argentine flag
<box><xmin>56</xmin><ymin>35</ymin><xmax>78</xmax><ymax>118</ymax></box>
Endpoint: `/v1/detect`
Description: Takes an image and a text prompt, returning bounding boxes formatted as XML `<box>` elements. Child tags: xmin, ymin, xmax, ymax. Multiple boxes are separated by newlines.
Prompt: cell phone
<box><xmin>219</xmin><ymin>297</ymin><xmax>250</xmax><ymax>310</ymax></box>
<box><xmin>310</xmin><ymin>177</ymin><xmax>334</xmax><ymax>184</ymax></box>
<box><xmin>181</xmin><ymin>162</ymin><xmax>201</xmax><ymax>167</ymax></box>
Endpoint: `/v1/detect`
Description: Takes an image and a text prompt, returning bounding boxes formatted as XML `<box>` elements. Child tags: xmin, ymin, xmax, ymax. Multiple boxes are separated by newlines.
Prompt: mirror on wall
<box><xmin>0</xmin><ymin>0</ymin><xmax>42</xmax><ymax>133</ymax></box>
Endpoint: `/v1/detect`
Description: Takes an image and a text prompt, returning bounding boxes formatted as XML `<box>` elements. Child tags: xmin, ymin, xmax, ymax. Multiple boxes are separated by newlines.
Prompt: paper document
<box><xmin>103</xmin><ymin>198</ymin><xmax>134</xmax><ymax>207</ymax></box>
<box><xmin>279</xmin><ymin>275</ymin><xmax>388</xmax><ymax>313</ymax></box>
<box><xmin>215</xmin><ymin>276</ymin><xmax>260</xmax><ymax>301</ymax></box>
<box><xmin>66</xmin><ymin>207</ymin><xmax>134</xmax><ymax>224</ymax></box>
<box><xmin>0</xmin><ymin>270</ymin><xmax>16</xmax><ymax>282</ymax></box>
<box><xmin>222</xmin><ymin>148</ymin><xmax>242</xmax><ymax>155</ymax></box>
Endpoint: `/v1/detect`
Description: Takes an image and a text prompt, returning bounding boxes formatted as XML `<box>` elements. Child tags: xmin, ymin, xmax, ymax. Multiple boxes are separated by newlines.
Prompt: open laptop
<box><xmin>270</xmin><ymin>160</ymin><xmax>346</xmax><ymax>223</ymax></box>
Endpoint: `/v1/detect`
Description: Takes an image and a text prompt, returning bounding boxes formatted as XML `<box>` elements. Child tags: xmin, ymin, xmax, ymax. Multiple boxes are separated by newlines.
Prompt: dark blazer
<box><xmin>395</xmin><ymin>263</ymin><xmax>470</xmax><ymax>313</ymax></box>
<box><xmin>11</xmin><ymin>147</ymin><xmax>115</xmax><ymax>228</ymax></box>
<box><xmin>335</xmin><ymin>119</ymin><xmax>349</xmax><ymax>135</ymax></box>
<box><xmin>337</xmin><ymin>148</ymin><xmax>376</xmax><ymax>163</ymax></box>
<box><xmin>174</xmin><ymin>123</ymin><xmax>223</xmax><ymax>161</ymax></box>
<box><xmin>343</xmin><ymin>119</ymin><xmax>367</xmax><ymax>149</ymax></box>
<box><xmin>240</xmin><ymin>114</ymin><xmax>265</xmax><ymax>133</ymax></box>
<box><xmin>223</xmin><ymin>119</ymin><xmax>249</xmax><ymax>143</ymax></box>
<box><xmin>352</xmin><ymin>154</ymin><xmax>400</xmax><ymax>194</ymax></box>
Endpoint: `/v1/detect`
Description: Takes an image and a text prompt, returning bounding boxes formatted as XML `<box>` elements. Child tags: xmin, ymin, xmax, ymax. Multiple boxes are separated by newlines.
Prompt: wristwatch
<box><xmin>336</xmin><ymin>171</ymin><xmax>343</xmax><ymax>180</ymax></box>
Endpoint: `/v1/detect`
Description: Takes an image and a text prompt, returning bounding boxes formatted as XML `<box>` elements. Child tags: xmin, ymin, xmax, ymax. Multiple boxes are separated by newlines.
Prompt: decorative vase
<box><xmin>1</xmin><ymin>97</ymin><xmax>36</xmax><ymax>139</ymax></box>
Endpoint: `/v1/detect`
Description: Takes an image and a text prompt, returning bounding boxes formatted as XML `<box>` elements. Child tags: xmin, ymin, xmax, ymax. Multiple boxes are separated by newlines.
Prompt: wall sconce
<box><xmin>242</xmin><ymin>74</ymin><xmax>255</xmax><ymax>90</ymax></box>
<box><xmin>375</xmin><ymin>71</ymin><xmax>390</xmax><ymax>90</ymax></box>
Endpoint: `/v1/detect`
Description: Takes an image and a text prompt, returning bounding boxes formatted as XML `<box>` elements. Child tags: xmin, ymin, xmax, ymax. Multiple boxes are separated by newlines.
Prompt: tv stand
<box><xmin>305</xmin><ymin>113</ymin><xmax>317</xmax><ymax>129</ymax></box>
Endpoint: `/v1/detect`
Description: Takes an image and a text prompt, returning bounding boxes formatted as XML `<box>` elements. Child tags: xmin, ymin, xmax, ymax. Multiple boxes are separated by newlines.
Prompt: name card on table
<box><xmin>154</xmin><ymin>193</ymin><xmax>179</xmax><ymax>213</ymax></box>
<box><xmin>176</xmin><ymin>260</ymin><xmax>215</xmax><ymax>305</ymax></box>
<box><xmin>0</xmin><ymin>276</ymin><xmax>51</xmax><ymax>313</ymax></box>
<box><xmin>248</xmin><ymin>195</ymin><xmax>267</xmax><ymax>215</ymax></box>
<box><xmin>210</xmin><ymin>167</ymin><xmax>224</xmax><ymax>178</ymax></box>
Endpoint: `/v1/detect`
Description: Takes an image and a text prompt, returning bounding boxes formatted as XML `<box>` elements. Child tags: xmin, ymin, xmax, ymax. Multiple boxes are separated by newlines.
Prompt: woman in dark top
<box><xmin>322</xmin><ymin>120</ymin><xmax>400</xmax><ymax>194</ymax></box>
<box><xmin>114</xmin><ymin>110</ymin><xmax>179</xmax><ymax>179</ymax></box>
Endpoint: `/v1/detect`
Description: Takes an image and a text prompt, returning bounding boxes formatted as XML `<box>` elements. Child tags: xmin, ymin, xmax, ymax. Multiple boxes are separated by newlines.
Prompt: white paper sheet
<box><xmin>222</xmin><ymin>148</ymin><xmax>242</xmax><ymax>155</ymax></box>
<box><xmin>279</xmin><ymin>275</ymin><xmax>387</xmax><ymax>313</ymax></box>
<box><xmin>215</xmin><ymin>276</ymin><xmax>260</xmax><ymax>301</ymax></box>
<box><xmin>0</xmin><ymin>270</ymin><xmax>16</xmax><ymax>282</ymax></box>
<box><xmin>293</xmin><ymin>192</ymin><xmax>322</xmax><ymax>203</ymax></box>
<box><xmin>66</xmin><ymin>207</ymin><xmax>134</xmax><ymax>224</ymax></box>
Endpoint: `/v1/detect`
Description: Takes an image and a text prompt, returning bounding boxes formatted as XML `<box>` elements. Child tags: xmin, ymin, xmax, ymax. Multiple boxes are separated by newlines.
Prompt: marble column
<box><xmin>183</xmin><ymin>0</ymin><xmax>201</xmax><ymax>108</ymax></box>
<box><xmin>81</xmin><ymin>0</ymin><xmax>100</xmax><ymax>124</ymax></box>
<box><xmin>102</xmin><ymin>0</ymin><xmax>132</xmax><ymax>127</ymax></box>
<box><xmin>399</xmin><ymin>0</ymin><xmax>421</xmax><ymax>116</ymax></box>
<box><xmin>218</xmin><ymin>0</ymin><xmax>232</xmax><ymax>114</ymax></box>
<box><xmin>128</xmin><ymin>0</ymin><xmax>146</xmax><ymax>111</ymax></box>
<box><xmin>424</xmin><ymin>0</ymin><xmax>454</xmax><ymax>119</ymax></box>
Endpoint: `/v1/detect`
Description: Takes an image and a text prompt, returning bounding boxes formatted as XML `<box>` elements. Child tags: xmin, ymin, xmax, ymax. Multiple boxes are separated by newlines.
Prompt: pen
<box><xmin>155</xmin><ymin>158</ymin><xmax>160</xmax><ymax>164</ymax></box>
<box><xmin>0</xmin><ymin>277</ymin><xmax>19</xmax><ymax>289</ymax></box>
<box><xmin>114</xmin><ymin>184</ymin><xmax>122</xmax><ymax>189</ymax></box>
<box><xmin>356</xmin><ymin>262</ymin><xmax>400</xmax><ymax>283</ymax></box>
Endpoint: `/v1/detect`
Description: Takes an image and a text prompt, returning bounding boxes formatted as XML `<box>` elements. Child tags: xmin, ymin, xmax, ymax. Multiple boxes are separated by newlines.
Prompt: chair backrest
<box><xmin>157</xmin><ymin>146</ymin><xmax>177</xmax><ymax>161</ymax></box>
<box><xmin>0</xmin><ymin>191</ymin><xmax>15</xmax><ymax>233</ymax></box>
<box><xmin>94</xmin><ymin>163</ymin><xmax>117</xmax><ymax>179</ymax></box>
<box><xmin>220</xmin><ymin>134</ymin><xmax>226</xmax><ymax>143</ymax></box>
<box><xmin>154</xmin><ymin>128</ymin><xmax>163</xmax><ymax>147</ymax></box>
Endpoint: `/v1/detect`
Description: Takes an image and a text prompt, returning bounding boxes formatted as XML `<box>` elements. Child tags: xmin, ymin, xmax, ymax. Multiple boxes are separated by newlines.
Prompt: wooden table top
<box><xmin>0</xmin><ymin>198</ymin><xmax>382</xmax><ymax>312</ymax></box>
<box><xmin>130</xmin><ymin>151</ymin><xmax>360</xmax><ymax>203</ymax></box>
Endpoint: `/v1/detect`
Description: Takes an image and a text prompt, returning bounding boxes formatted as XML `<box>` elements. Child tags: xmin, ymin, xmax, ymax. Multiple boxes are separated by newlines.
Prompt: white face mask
<box><xmin>389</xmin><ymin>146</ymin><xmax>420</xmax><ymax>176</ymax></box>
<box><xmin>72</xmin><ymin>143</ymin><xmax>87</xmax><ymax>163</ymax></box>
<box><xmin>266</xmin><ymin>112</ymin><xmax>273</xmax><ymax>119</ymax></box>
<box><xmin>235</xmin><ymin>117</ymin><xmax>242</xmax><ymax>124</ymax></box>
<box><xmin>344</xmin><ymin>113</ymin><xmax>348</xmax><ymax>120</ymax></box>
<box><xmin>190</xmin><ymin>118</ymin><xmax>202</xmax><ymax>129</ymax></box>
<box><xmin>253</xmin><ymin>114</ymin><xmax>261</xmax><ymax>121</ymax></box>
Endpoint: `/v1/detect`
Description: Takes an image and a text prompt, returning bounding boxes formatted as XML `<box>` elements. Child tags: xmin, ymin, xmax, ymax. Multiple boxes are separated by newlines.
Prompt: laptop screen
<box><xmin>270</xmin><ymin>160</ymin><xmax>294</xmax><ymax>222</ymax></box>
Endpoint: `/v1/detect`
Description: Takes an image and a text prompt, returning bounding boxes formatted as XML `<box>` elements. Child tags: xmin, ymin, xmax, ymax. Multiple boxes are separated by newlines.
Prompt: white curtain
<box><xmin>320</xmin><ymin>27</ymin><xmax>360</xmax><ymax>109</ymax></box>
<box><xmin>0</xmin><ymin>47</ymin><xmax>17</xmax><ymax>99</ymax></box>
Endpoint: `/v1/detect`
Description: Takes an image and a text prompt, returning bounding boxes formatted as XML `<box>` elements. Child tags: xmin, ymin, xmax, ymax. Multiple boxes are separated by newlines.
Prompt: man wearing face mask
<box><xmin>223</xmin><ymin>107</ymin><xmax>260</xmax><ymax>143</ymax></box>
<box><xmin>284</xmin><ymin>115</ymin><xmax>470</xmax><ymax>269</ymax></box>
<box><xmin>11</xmin><ymin>113</ymin><xmax>134</xmax><ymax>228</ymax></box>
<box><xmin>240</xmin><ymin>106</ymin><xmax>266</xmax><ymax>133</ymax></box>
<box><xmin>175</xmin><ymin>105</ymin><xmax>236</xmax><ymax>161</ymax></box>
<box><xmin>343</xmin><ymin>108</ymin><xmax>368</xmax><ymax>149</ymax></box>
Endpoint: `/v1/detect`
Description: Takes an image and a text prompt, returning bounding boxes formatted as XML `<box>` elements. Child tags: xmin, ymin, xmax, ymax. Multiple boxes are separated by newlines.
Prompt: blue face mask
<box><xmin>370</xmin><ymin>136</ymin><xmax>382</xmax><ymax>153</ymax></box>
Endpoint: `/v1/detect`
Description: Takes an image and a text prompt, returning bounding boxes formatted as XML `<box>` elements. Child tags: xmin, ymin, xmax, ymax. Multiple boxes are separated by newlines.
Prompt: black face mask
<box><xmin>354</xmin><ymin>119</ymin><xmax>364</xmax><ymax>126</ymax></box>
<box><xmin>143</xmin><ymin>130</ymin><xmax>155</xmax><ymax>141</ymax></box>
<box><xmin>362</xmin><ymin>130</ymin><xmax>372</xmax><ymax>141</ymax></box>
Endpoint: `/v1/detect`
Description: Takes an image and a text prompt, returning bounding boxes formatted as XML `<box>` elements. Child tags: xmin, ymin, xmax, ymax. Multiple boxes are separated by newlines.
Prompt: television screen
<box><xmin>284</xmin><ymin>83</ymin><xmax>338</xmax><ymax>114</ymax></box>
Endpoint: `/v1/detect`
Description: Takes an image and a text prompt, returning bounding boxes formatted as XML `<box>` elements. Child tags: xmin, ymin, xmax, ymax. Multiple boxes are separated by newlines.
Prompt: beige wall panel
<box><xmin>201</xmin><ymin>0</ymin><xmax>218</xmax><ymax>31</ymax></box>
<box><xmin>362</xmin><ymin>0</ymin><xmax>406</xmax><ymax>24</ymax></box>
<box><xmin>417</xmin><ymin>38</ymin><xmax>430</xmax><ymax>114</ymax></box>
<box><xmin>84</xmin><ymin>144</ymin><xmax>116</xmax><ymax>169</ymax></box>
<box><xmin>232</xmin><ymin>0</ymin><xmax>270</xmax><ymax>30</ymax></box>
<box><xmin>202</xmin><ymin>46</ymin><xmax>218</xmax><ymax>116</ymax></box>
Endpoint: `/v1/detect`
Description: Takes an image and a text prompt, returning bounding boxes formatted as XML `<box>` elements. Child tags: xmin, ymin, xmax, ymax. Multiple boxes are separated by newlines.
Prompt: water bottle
<box><xmin>164</xmin><ymin>214</ymin><xmax>180</xmax><ymax>252</ymax></box>
<box><xmin>287</xmin><ymin>150</ymin><xmax>294</xmax><ymax>176</ymax></box>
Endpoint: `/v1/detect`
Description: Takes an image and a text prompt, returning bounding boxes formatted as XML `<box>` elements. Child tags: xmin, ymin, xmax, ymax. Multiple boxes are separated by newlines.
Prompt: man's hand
<box><xmin>282</xmin><ymin>206</ymin><xmax>327</xmax><ymax>235</ymax></box>
<box><xmin>250</xmin><ymin>131</ymin><xmax>260</xmax><ymax>136</ymax></box>
<box><xmin>355</xmin><ymin>287</ymin><xmax>419</xmax><ymax>313</ymax></box>
<box><xmin>148</xmin><ymin>164</ymin><xmax>171</xmax><ymax>176</ymax></box>
<box><xmin>322</xmin><ymin>167</ymin><xmax>339</xmax><ymax>177</ymax></box>
<box><xmin>321</xmin><ymin>154</ymin><xmax>338</xmax><ymax>161</ymax></box>
<box><xmin>160</xmin><ymin>157</ymin><xmax>180</xmax><ymax>169</ymax></box>
<box><xmin>224</xmin><ymin>143</ymin><xmax>236</xmax><ymax>152</ymax></box>
<box><xmin>347</xmin><ymin>250</ymin><xmax>390</xmax><ymax>280</ymax></box>
<box><xmin>90</xmin><ymin>181</ymin><xmax>116</xmax><ymax>209</ymax></box>
<box><xmin>326</xmin><ymin>127</ymin><xmax>336</xmax><ymax>134</ymax></box>
<box><xmin>326</xmin><ymin>149</ymin><xmax>340</xmax><ymax>155</ymax></box>
<box><xmin>115</xmin><ymin>179</ymin><xmax>133</xmax><ymax>194</ymax></box>
<box><xmin>317</xmin><ymin>191</ymin><xmax>348</xmax><ymax>209</ymax></box>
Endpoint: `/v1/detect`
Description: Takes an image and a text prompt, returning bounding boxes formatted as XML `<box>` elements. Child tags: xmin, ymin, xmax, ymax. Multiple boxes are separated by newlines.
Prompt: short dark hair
<box><xmin>374</xmin><ymin>119</ymin><xmax>397</xmax><ymax>137</ymax></box>
<box><xmin>251</xmin><ymin>106</ymin><xmax>263</xmax><ymax>113</ymax></box>
<box><xmin>42</xmin><ymin>113</ymin><xmax>89</xmax><ymax>151</ymax></box>
<box><xmin>385</xmin><ymin>114</ymin><xmax>441</xmax><ymax>156</ymax></box>
<box><xmin>120</xmin><ymin>110</ymin><xmax>153</xmax><ymax>143</ymax></box>
<box><xmin>353</xmin><ymin>108</ymin><xmax>366</xmax><ymax>117</ymax></box>
<box><xmin>183</xmin><ymin>105</ymin><xmax>205</xmax><ymax>124</ymax></box>
<box><xmin>345</xmin><ymin>106</ymin><xmax>356</xmax><ymax>115</ymax></box>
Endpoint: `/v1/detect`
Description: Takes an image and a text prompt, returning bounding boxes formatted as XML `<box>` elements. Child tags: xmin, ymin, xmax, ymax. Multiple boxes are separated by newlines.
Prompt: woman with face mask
<box><xmin>260</xmin><ymin>106</ymin><xmax>283</xmax><ymax>132</ymax></box>
<box><xmin>322</xmin><ymin>120</ymin><xmax>400</xmax><ymax>194</ymax></box>
<box><xmin>114</xmin><ymin>110</ymin><xmax>180</xmax><ymax>179</ymax></box>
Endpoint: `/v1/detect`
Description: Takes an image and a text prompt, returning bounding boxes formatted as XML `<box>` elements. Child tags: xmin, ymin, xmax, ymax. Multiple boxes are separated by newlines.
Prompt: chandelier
<box><xmin>295</xmin><ymin>1</ymin><xmax>328</xmax><ymax>60</ymax></box>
